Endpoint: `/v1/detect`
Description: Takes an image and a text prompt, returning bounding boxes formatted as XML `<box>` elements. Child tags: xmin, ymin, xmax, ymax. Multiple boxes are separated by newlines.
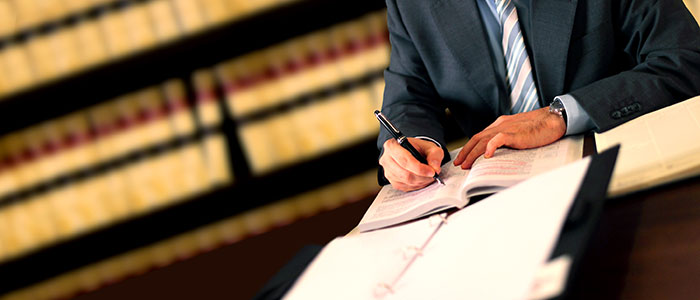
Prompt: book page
<box><xmin>463</xmin><ymin>135</ymin><xmax>583</xmax><ymax>197</ymax></box>
<box><xmin>595</xmin><ymin>96</ymin><xmax>700</xmax><ymax>196</ymax></box>
<box><xmin>357</xmin><ymin>162</ymin><xmax>469</xmax><ymax>232</ymax></box>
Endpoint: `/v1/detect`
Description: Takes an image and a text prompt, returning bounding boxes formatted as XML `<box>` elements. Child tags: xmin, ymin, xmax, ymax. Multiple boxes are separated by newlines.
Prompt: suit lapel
<box><xmin>529</xmin><ymin>0</ymin><xmax>578</xmax><ymax>105</ymax></box>
<box><xmin>430</xmin><ymin>0</ymin><xmax>506</xmax><ymax>115</ymax></box>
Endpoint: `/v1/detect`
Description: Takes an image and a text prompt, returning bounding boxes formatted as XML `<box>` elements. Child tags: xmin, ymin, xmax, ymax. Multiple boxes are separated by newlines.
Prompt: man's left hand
<box><xmin>453</xmin><ymin>107</ymin><xmax>566</xmax><ymax>169</ymax></box>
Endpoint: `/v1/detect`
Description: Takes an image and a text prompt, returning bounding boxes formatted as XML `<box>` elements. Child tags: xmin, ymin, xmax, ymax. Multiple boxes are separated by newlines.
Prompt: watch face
<box><xmin>550</xmin><ymin>99</ymin><xmax>567</xmax><ymax>125</ymax></box>
<box><xmin>551</xmin><ymin>99</ymin><xmax>565</xmax><ymax>110</ymax></box>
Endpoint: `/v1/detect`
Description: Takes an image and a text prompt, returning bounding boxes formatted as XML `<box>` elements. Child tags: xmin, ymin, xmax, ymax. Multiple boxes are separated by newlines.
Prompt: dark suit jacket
<box><xmin>377</xmin><ymin>0</ymin><xmax>700</xmax><ymax>177</ymax></box>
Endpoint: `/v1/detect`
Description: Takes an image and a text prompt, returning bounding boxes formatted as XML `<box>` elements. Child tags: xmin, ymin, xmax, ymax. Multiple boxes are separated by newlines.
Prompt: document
<box><xmin>595</xmin><ymin>96</ymin><xmax>700</xmax><ymax>196</ymax></box>
<box><xmin>357</xmin><ymin>136</ymin><xmax>583</xmax><ymax>232</ymax></box>
<box><xmin>285</xmin><ymin>157</ymin><xmax>593</xmax><ymax>300</ymax></box>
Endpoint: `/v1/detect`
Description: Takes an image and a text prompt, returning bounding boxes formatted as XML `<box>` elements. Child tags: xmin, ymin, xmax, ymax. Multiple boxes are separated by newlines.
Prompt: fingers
<box><xmin>390</xmin><ymin>181</ymin><xmax>432</xmax><ymax>192</ymax></box>
<box><xmin>454</xmin><ymin>133</ymin><xmax>480</xmax><ymax>166</ymax></box>
<box><xmin>421</xmin><ymin>144</ymin><xmax>444</xmax><ymax>173</ymax></box>
<box><xmin>460</xmin><ymin>139</ymin><xmax>488</xmax><ymax>169</ymax></box>
<box><xmin>381</xmin><ymin>154</ymin><xmax>434</xmax><ymax>191</ymax></box>
<box><xmin>380</xmin><ymin>139</ymin><xmax>439</xmax><ymax>191</ymax></box>
<box><xmin>385</xmin><ymin>140</ymin><xmax>435</xmax><ymax>177</ymax></box>
<box><xmin>455</xmin><ymin>115</ymin><xmax>510</xmax><ymax>166</ymax></box>
<box><xmin>485</xmin><ymin>132</ymin><xmax>508</xmax><ymax>158</ymax></box>
<box><xmin>455</xmin><ymin>109</ymin><xmax>569</xmax><ymax>169</ymax></box>
<box><xmin>454</xmin><ymin>146</ymin><xmax>467</xmax><ymax>166</ymax></box>
<box><xmin>485</xmin><ymin>115</ymin><xmax>508</xmax><ymax>130</ymax></box>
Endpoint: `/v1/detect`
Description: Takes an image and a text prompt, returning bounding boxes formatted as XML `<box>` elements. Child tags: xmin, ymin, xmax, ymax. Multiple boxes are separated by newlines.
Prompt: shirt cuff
<box><xmin>556</xmin><ymin>94</ymin><xmax>595</xmax><ymax>135</ymax></box>
<box><xmin>414</xmin><ymin>136</ymin><xmax>443</xmax><ymax>148</ymax></box>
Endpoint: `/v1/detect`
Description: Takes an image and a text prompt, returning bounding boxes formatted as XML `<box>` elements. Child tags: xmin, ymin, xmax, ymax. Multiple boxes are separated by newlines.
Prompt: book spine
<box><xmin>26</xmin><ymin>32</ymin><xmax>58</xmax><ymax>82</ymax></box>
<box><xmin>170</xmin><ymin>0</ymin><xmax>207</xmax><ymax>34</ymax></box>
<box><xmin>123</xmin><ymin>2</ymin><xmax>158</xmax><ymax>53</ymax></box>
<box><xmin>162</xmin><ymin>79</ymin><xmax>209</xmax><ymax>199</ymax></box>
<box><xmin>199</xmin><ymin>0</ymin><xmax>233</xmax><ymax>25</ymax></box>
<box><xmin>10</xmin><ymin>0</ymin><xmax>41</xmax><ymax>30</ymax></box>
<box><xmin>146</xmin><ymin>0</ymin><xmax>183</xmax><ymax>42</ymax></box>
<box><xmin>98</xmin><ymin>5</ymin><xmax>133</xmax><ymax>58</ymax></box>
<box><xmin>51</xmin><ymin>26</ymin><xmax>83</xmax><ymax>75</ymax></box>
<box><xmin>192</xmin><ymin>69</ymin><xmax>223</xmax><ymax>128</ymax></box>
<box><xmin>62</xmin><ymin>0</ymin><xmax>94</xmax><ymax>13</ymax></box>
<box><xmin>1</xmin><ymin>42</ymin><xmax>36</xmax><ymax>92</ymax></box>
<box><xmin>0</xmin><ymin>1</ymin><xmax>16</xmax><ymax>39</ymax></box>
<box><xmin>33</xmin><ymin>0</ymin><xmax>68</xmax><ymax>26</ymax></box>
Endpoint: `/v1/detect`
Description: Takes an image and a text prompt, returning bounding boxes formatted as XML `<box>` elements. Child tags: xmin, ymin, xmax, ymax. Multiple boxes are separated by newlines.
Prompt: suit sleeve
<box><xmin>570</xmin><ymin>0</ymin><xmax>700</xmax><ymax>132</ymax></box>
<box><xmin>377</xmin><ymin>0</ymin><xmax>451</xmax><ymax>185</ymax></box>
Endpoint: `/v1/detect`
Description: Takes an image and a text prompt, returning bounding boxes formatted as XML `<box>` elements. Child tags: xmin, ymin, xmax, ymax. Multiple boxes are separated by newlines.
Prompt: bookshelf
<box><xmin>0</xmin><ymin>0</ymin><xmax>386</xmax><ymax>135</ymax></box>
<box><xmin>0</xmin><ymin>0</ymin><xmax>392</xmax><ymax>298</ymax></box>
<box><xmin>0</xmin><ymin>139</ymin><xmax>380</xmax><ymax>295</ymax></box>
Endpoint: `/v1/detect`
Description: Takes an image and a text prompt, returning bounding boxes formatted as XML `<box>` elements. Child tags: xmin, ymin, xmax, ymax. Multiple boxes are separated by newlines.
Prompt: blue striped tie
<box><xmin>495</xmin><ymin>0</ymin><xmax>541</xmax><ymax>113</ymax></box>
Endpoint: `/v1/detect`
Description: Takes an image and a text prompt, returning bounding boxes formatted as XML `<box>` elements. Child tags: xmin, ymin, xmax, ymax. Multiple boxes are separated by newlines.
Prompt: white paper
<box><xmin>387</xmin><ymin>157</ymin><xmax>590</xmax><ymax>300</ymax></box>
<box><xmin>284</xmin><ymin>215</ymin><xmax>444</xmax><ymax>300</ymax></box>
<box><xmin>595</xmin><ymin>96</ymin><xmax>700</xmax><ymax>196</ymax></box>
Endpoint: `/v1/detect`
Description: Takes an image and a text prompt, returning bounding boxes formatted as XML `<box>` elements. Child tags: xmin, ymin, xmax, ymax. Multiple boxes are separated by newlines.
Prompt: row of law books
<box><xmin>0</xmin><ymin>169</ymin><xmax>381</xmax><ymax>300</ymax></box>
<box><xmin>214</xmin><ymin>10</ymin><xmax>389</xmax><ymax>174</ymax></box>
<box><xmin>0</xmin><ymin>73</ymin><xmax>232</xmax><ymax>263</ymax></box>
<box><xmin>238</xmin><ymin>77</ymin><xmax>385</xmax><ymax>174</ymax></box>
<box><xmin>0</xmin><ymin>7</ymin><xmax>388</xmax><ymax>266</ymax></box>
<box><xmin>0</xmin><ymin>0</ymin><xmax>131</xmax><ymax>35</ymax></box>
<box><xmin>0</xmin><ymin>0</ymin><xmax>299</xmax><ymax>98</ymax></box>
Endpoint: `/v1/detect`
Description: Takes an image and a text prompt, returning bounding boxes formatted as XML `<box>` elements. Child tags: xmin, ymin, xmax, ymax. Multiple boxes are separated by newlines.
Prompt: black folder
<box><xmin>547</xmin><ymin>145</ymin><xmax>620</xmax><ymax>300</ymax></box>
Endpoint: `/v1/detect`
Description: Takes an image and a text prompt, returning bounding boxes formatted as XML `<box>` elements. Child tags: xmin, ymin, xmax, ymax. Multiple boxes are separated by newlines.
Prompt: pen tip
<box><xmin>435</xmin><ymin>176</ymin><xmax>445</xmax><ymax>185</ymax></box>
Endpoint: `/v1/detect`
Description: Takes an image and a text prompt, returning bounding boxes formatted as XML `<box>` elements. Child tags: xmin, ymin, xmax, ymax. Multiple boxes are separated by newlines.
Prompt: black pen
<box><xmin>375</xmin><ymin>110</ymin><xmax>445</xmax><ymax>185</ymax></box>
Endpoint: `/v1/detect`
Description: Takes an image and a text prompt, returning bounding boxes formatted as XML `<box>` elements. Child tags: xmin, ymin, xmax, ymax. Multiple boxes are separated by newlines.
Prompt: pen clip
<box><xmin>374</xmin><ymin>110</ymin><xmax>402</xmax><ymax>136</ymax></box>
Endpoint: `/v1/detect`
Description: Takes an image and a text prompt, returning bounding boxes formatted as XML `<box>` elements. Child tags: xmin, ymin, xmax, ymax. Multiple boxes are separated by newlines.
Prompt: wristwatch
<box><xmin>549</xmin><ymin>98</ymin><xmax>568</xmax><ymax>128</ymax></box>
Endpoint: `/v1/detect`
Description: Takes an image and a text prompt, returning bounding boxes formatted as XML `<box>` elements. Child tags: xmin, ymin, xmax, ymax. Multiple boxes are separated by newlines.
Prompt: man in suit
<box><xmin>378</xmin><ymin>0</ymin><xmax>700</xmax><ymax>191</ymax></box>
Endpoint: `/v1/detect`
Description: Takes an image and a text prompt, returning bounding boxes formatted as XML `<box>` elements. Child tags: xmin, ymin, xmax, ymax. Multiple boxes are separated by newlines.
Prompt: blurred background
<box><xmin>0</xmin><ymin>1</ymin><xmax>697</xmax><ymax>299</ymax></box>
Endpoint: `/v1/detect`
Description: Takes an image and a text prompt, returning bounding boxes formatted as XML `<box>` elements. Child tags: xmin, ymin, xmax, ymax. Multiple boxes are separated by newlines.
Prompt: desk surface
<box><xmin>567</xmin><ymin>136</ymin><xmax>700</xmax><ymax>300</ymax></box>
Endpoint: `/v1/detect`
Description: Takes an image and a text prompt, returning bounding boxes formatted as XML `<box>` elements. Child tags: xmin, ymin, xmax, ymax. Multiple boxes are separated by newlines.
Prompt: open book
<box><xmin>595</xmin><ymin>95</ymin><xmax>700</xmax><ymax>196</ymax></box>
<box><xmin>357</xmin><ymin>136</ymin><xmax>583</xmax><ymax>232</ymax></box>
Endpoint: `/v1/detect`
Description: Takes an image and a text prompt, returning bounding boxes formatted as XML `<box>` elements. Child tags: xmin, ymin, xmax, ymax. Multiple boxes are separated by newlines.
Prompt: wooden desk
<box><xmin>567</xmin><ymin>136</ymin><xmax>700</xmax><ymax>299</ymax></box>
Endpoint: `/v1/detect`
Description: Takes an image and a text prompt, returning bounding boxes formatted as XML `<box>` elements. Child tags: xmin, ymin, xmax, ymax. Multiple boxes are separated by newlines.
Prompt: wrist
<box><xmin>413</xmin><ymin>136</ymin><xmax>442</xmax><ymax>149</ymax></box>
<box><xmin>548</xmin><ymin>99</ymin><xmax>567</xmax><ymax>125</ymax></box>
<box><xmin>548</xmin><ymin>98</ymin><xmax>568</xmax><ymax>134</ymax></box>
<box><xmin>544</xmin><ymin>106</ymin><xmax>567</xmax><ymax>134</ymax></box>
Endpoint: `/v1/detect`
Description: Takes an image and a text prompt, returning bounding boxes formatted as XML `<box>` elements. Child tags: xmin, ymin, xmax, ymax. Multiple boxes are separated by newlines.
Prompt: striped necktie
<box><xmin>495</xmin><ymin>0</ymin><xmax>541</xmax><ymax>113</ymax></box>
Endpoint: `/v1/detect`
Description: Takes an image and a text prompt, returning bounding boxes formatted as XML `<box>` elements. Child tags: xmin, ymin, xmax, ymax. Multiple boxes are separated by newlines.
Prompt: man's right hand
<box><xmin>379</xmin><ymin>137</ymin><xmax>444</xmax><ymax>192</ymax></box>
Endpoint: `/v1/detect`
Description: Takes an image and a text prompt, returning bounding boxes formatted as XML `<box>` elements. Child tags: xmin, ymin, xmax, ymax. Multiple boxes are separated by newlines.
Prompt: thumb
<box><xmin>424</xmin><ymin>145</ymin><xmax>444</xmax><ymax>173</ymax></box>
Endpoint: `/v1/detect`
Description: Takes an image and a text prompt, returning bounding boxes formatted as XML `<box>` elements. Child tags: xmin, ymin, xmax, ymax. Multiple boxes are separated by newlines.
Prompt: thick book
<box><xmin>357</xmin><ymin>136</ymin><xmax>583</xmax><ymax>232</ymax></box>
<box><xmin>595</xmin><ymin>95</ymin><xmax>700</xmax><ymax>196</ymax></box>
